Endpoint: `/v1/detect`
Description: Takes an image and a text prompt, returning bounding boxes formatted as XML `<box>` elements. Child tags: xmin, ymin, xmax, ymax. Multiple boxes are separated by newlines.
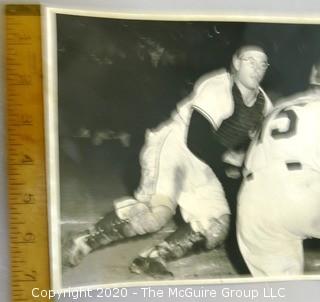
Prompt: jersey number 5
<box><xmin>258</xmin><ymin>107</ymin><xmax>300</xmax><ymax>143</ymax></box>
<box><xmin>271</xmin><ymin>109</ymin><xmax>298</xmax><ymax>139</ymax></box>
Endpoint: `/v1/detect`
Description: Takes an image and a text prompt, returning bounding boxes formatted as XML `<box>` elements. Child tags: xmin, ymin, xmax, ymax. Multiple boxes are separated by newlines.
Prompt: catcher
<box><xmin>63</xmin><ymin>45</ymin><xmax>272</xmax><ymax>277</ymax></box>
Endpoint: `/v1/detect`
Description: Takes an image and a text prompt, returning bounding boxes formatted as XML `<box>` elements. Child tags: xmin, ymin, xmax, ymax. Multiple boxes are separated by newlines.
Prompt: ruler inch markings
<box><xmin>6</xmin><ymin>5</ymin><xmax>50</xmax><ymax>301</ymax></box>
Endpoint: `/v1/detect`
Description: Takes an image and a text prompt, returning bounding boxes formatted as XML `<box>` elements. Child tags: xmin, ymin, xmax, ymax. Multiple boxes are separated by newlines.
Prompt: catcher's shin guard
<box><xmin>129</xmin><ymin>215</ymin><xmax>230</xmax><ymax>277</ymax></box>
<box><xmin>129</xmin><ymin>223</ymin><xmax>205</xmax><ymax>277</ymax></box>
<box><xmin>62</xmin><ymin>211</ymin><xmax>131</xmax><ymax>267</ymax></box>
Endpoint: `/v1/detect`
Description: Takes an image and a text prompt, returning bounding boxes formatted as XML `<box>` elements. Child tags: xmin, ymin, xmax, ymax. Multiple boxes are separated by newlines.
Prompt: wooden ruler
<box><xmin>6</xmin><ymin>5</ymin><xmax>50</xmax><ymax>301</ymax></box>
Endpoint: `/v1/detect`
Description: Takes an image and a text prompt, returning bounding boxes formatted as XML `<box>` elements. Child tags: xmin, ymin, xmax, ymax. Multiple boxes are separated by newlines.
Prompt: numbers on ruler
<box><xmin>20</xmin><ymin>114</ymin><xmax>33</xmax><ymax>125</ymax></box>
<box><xmin>21</xmin><ymin>154</ymin><xmax>34</xmax><ymax>165</ymax></box>
<box><xmin>13</xmin><ymin>232</ymin><xmax>36</xmax><ymax>244</ymax></box>
<box><xmin>24</xmin><ymin>270</ymin><xmax>37</xmax><ymax>282</ymax></box>
<box><xmin>23</xmin><ymin>232</ymin><xmax>35</xmax><ymax>243</ymax></box>
<box><xmin>23</xmin><ymin>193</ymin><xmax>34</xmax><ymax>204</ymax></box>
<box><xmin>7</xmin><ymin>7</ymin><xmax>49</xmax><ymax>294</ymax></box>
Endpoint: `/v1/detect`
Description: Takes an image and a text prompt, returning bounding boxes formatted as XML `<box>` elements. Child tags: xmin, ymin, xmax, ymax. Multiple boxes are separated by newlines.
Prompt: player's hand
<box><xmin>224</xmin><ymin>165</ymin><xmax>242</xmax><ymax>179</ymax></box>
<box><xmin>222</xmin><ymin>150</ymin><xmax>245</xmax><ymax>167</ymax></box>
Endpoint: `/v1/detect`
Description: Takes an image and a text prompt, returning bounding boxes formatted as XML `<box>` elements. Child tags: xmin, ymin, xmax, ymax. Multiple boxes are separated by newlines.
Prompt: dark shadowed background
<box><xmin>56</xmin><ymin>15</ymin><xmax>320</xmax><ymax>286</ymax></box>
<box><xmin>57</xmin><ymin>15</ymin><xmax>320</xmax><ymax>198</ymax></box>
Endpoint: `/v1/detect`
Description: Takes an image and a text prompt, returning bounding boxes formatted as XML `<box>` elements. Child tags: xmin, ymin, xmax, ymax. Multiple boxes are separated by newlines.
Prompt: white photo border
<box><xmin>42</xmin><ymin>5</ymin><xmax>320</xmax><ymax>291</ymax></box>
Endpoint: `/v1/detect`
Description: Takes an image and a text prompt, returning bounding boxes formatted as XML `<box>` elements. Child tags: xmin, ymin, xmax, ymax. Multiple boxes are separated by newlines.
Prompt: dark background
<box><xmin>57</xmin><ymin>14</ymin><xmax>320</xmax><ymax>209</ymax></box>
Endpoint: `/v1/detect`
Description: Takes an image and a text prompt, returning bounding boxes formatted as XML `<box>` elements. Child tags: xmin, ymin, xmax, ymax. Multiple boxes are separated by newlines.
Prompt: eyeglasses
<box><xmin>240</xmin><ymin>56</ymin><xmax>270</xmax><ymax>71</ymax></box>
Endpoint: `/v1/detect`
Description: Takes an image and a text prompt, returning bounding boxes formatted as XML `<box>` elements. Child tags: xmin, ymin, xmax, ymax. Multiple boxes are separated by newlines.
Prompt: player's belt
<box><xmin>285</xmin><ymin>161</ymin><xmax>302</xmax><ymax>170</ymax></box>
<box><xmin>244</xmin><ymin>161</ymin><xmax>302</xmax><ymax>181</ymax></box>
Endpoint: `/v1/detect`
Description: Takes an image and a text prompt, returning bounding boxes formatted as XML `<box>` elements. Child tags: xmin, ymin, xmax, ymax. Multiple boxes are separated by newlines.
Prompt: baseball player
<box><xmin>237</xmin><ymin>61</ymin><xmax>320</xmax><ymax>276</ymax></box>
<box><xmin>63</xmin><ymin>45</ymin><xmax>272</xmax><ymax>277</ymax></box>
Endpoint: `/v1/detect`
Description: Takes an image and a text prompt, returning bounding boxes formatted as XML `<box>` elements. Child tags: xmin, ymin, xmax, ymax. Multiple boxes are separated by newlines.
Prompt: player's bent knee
<box><xmin>135</xmin><ymin>195</ymin><xmax>175</xmax><ymax>234</ymax></box>
<box><xmin>114</xmin><ymin>195</ymin><xmax>174</xmax><ymax>236</ymax></box>
<box><xmin>149</xmin><ymin>194</ymin><xmax>175</xmax><ymax>228</ymax></box>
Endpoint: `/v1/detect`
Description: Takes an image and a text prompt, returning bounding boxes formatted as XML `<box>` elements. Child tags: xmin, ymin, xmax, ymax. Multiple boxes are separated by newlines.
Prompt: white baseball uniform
<box><xmin>237</xmin><ymin>90</ymin><xmax>320</xmax><ymax>276</ymax></box>
<box><xmin>116</xmin><ymin>69</ymin><xmax>271</xmax><ymax>238</ymax></box>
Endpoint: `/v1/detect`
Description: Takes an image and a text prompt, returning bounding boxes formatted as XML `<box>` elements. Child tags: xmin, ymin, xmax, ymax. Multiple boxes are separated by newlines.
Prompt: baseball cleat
<box><xmin>129</xmin><ymin>255</ymin><xmax>173</xmax><ymax>278</ymax></box>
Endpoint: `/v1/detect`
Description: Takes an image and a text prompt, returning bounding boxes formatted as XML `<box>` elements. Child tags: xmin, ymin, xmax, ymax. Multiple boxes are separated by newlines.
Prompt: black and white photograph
<box><xmin>44</xmin><ymin>9</ymin><xmax>320</xmax><ymax>290</ymax></box>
